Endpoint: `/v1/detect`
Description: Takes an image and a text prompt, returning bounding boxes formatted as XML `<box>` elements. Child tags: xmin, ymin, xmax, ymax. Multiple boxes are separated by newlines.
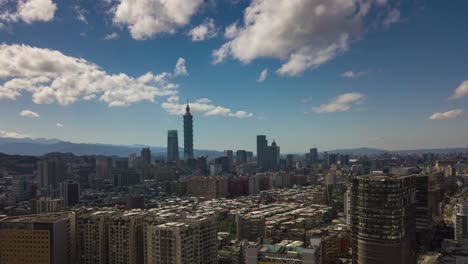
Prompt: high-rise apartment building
<box><xmin>0</xmin><ymin>212</ymin><xmax>76</xmax><ymax>264</ymax></box>
<box><xmin>96</xmin><ymin>156</ymin><xmax>113</xmax><ymax>179</ymax></box>
<box><xmin>128</xmin><ymin>153</ymin><xmax>137</xmax><ymax>168</ymax></box>
<box><xmin>351</xmin><ymin>174</ymin><xmax>416</xmax><ymax>264</ymax></box>
<box><xmin>141</xmin><ymin>148</ymin><xmax>152</xmax><ymax>166</ymax></box>
<box><xmin>167</xmin><ymin>130</ymin><xmax>179</xmax><ymax>162</ymax></box>
<box><xmin>77</xmin><ymin>209</ymin><xmax>119</xmax><ymax>264</ymax></box>
<box><xmin>37</xmin><ymin>157</ymin><xmax>65</xmax><ymax>193</ymax></box>
<box><xmin>455</xmin><ymin>200</ymin><xmax>468</xmax><ymax>245</ymax></box>
<box><xmin>108</xmin><ymin>211</ymin><xmax>146</xmax><ymax>264</ymax></box>
<box><xmin>183</xmin><ymin>102</ymin><xmax>194</xmax><ymax>160</ymax></box>
<box><xmin>145</xmin><ymin>215</ymin><xmax>218</xmax><ymax>264</ymax></box>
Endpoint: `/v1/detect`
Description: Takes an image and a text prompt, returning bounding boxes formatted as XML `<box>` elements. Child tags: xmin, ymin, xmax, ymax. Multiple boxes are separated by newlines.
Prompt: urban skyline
<box><xmin>0</xmin><ymin>0</ymin><xmax>467</xmax><ymax>152</ymax></box>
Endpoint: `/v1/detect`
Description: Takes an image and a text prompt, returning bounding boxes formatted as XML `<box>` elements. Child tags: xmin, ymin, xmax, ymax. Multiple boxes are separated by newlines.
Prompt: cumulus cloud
<box><xmin>341</xmin><ymin>70</ymin><xmax>367</xmax><ymax>78</ymax></box>
<box><xmin>213</xmin><ymin>0</ymin><xmax>399</xmax><ymax>76</ymax></box>
<box><xmin>429</xmin><ymin>109</ymin><xmax>463</xmax><ymax>120</ymax></box>
<box><xmin>173</xmin><ymin>58</ymin><xmax>188</xmax><ymax>77</ymax></box>
<box><xmin>104</xmin><ymin>32</ymin><xmax>119</xmax><ymax>40</ymax></box>
<box><xmin>188</xmin><ymin>18</ymin><xmax>217</xmax><ymax>41</ymax></box>
<box><xmin>450</xmin><ymin>80</ymin><xmax>468</xmax><ymax>99</ymax></box>
<box><xmin>0</xmin><ymin>44</ymin><xmax>178</xmax><ymax>107</ymax></box>
<box><xmin>0</xmin><ymin>44</ymin><xmax>253</xmax><ymax>118</ymax></box>
<box><xmin>313</xmin><ymin>92</ymin><xmax>365</xmax><ymax>113</ymax></box>
<box><xmin>0</xmin><ymin>130</ymin><xmax>31</xmax><ymax>138</ymax></box>
<box><xmin>162</xmin><ymin>96</ymin><xmax>253</xmax><ymax>118</ymax></box>
<box><xmin>56</xmin><ymin>122</ymin><xmax>63</xmax><ymax>127</ymax></box>
<box><xmin>0</xmin><ymin>0</ymin><xmax>57</xmax><ymax>25</ymax></box>
<box><xmin>19</xmin><ymin>110</ymin><xmax>40</xmax><ymax>117</ymax></box>
<box><xmin>110</xmin><ymin>0</ymin><xmax>203</xmax><ymax>40</ymax></box>
<box><xmin>257</xmin><ymin>68</ymin><xmax>268</xmax><ymax>82</ymax></box>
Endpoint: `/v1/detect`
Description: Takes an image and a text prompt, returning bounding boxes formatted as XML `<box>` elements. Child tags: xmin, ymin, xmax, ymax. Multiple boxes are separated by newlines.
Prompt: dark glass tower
<box><xmin>167</xmin><ymin>130</ymin><xmax>179</xmax><ymax>162</ymax></box>
<box><xmin>183</xmin><ymin>102</ymin><xmax>194</xmax><ymax>160</ymax></box>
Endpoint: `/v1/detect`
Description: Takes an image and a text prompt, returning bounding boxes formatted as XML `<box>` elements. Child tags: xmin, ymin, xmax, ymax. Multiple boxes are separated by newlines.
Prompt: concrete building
<box><xmin>236</xmin><ymin>214</ymin><xmax>265</xmax><ymax>241</ymax></box>
<box><xmin>128</xmin><ymin>153</ymin><xmax>137</xmax><ymax>168</ymax></box>
<box><xmin>455</xmin><ymin>200</ymin><xmax>468</xmax><ymax>245</ymax></box>
<box><xmin>351</xmin><ymin>174</ymin><xmax>416</xmax><ymax>264</ymax></box>
<box><xmin>141</xmin><ymin>148</ymin><xmax>152</xmax><ymax>166</ymax></box>
<box><xmin>146</xmin><ymin>215</ymin><xmax>218</xmax><ymax>264</ymax></box>
<box><xmin>183</xmin><ymin>102</ymin><xmax>194</xmax><ymax>160</ymax></box>
<box><xmin>310</xmin><ymin>148</ymin><xmax>319</xmax><ymax>164</ymax></box>
<box><xmin>187</xmin><ymin>176</ymin><xmax>228</xmax><ymax>198</ymax></box>
<box><xmin>37</xmin><ymin>157</ymin><xmax>65</xmax><ymax>193</ymax></box>
<box><xmin>31</xmin><ymin>197</ymin><xmax>64</xmax><ymax>214</ymax></box>
<box><xmin>96</xmin><ymin>156</ymin><xmax>113</xmax><ymax>179</ymax></box>
<box><xmin>0</xmin><ymin>212</ymin><xmax>76</xmax><ymax>264</ymax></box>
<box><xmin>77</xmin><ymin>209</ymin><xmax>118</xmax><ymax>264</ymax></box>
<box><xmin>108</xmin><ymin>211</ymin><xmax>146</xmax><ymax>264</ymax></box>
<box><xmin>167</xmin><ymin>130</ymin><xmax>180</xmax><ymax>162</ymax></box>
<box><xmin>236</xmin><ymin>150</ymin><xmax>248</xmax><ymax>164</ymax></box>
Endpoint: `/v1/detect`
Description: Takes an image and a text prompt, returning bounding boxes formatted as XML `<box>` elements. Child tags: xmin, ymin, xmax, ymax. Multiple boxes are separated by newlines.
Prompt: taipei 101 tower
<box><xmin>183</xmin><ymin>101</ymin><xmax>194</xmax><ymax>160</ymax></box>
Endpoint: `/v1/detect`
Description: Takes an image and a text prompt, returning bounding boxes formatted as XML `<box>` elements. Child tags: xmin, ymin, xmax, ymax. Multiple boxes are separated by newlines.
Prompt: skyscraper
<box><xmin>184</xmin><ymin>102</ymin><xmax>194</xmax><ymax>160</ymax></box>
<box><xmin>351</xmin><ymin>174</ymin><xmax>416</xmax><ymax>264</ymax></box>
<box><xmin>141</xmin><ymin>147</ymin><xmax>151</xmax><ymax>166</ymax></box>
<box><xmin>60</xmin><ymin>180</ymin><xmax>80</xmax><ymax>207</ymax></box>
<box><xmin>167</xmin><ymin>130</ymin><xmax>179</xmax><ymax>162</ymax></box>
<box><xmin>266</xmin><ymin>140</ymin><xmax>280</xmax><ymax>171</ymax></box>
<box><xmin>310</xmin><ymin>148</ymin><xmax>318</xmax><ymax>163</ymax></box>
<box><xmin>236</xmin><ymin>150</ymin><xmax>247</xmax><ymax>164</ymax></box>
<box><xmin>256</xmin><ymin>135</ymin><xmax>268</xmax><ymax>169</ymax></box>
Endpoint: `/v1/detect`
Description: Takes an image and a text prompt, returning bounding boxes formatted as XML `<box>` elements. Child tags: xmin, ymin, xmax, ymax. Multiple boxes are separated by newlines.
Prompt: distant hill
<box><xmin>326</xmin><ymin>147</ymin><xmax>388</xmax><ymax>155</ymax></box>
<box><xmin>0</xmin><ymin>137</ymin><xmax>224</xmax><ymax>158</ymax></box>
<box><xmin>326</xmin><ymin>147</ymin><xmax>468</xmax><ymax>155</ymax></box>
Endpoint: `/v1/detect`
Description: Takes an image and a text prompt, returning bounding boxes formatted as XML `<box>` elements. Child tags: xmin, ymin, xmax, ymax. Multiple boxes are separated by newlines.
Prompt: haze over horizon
<box><xmin>1</xmin><ymin>0</ymin><xmax>468</xmax><ymax>153</ymax></box>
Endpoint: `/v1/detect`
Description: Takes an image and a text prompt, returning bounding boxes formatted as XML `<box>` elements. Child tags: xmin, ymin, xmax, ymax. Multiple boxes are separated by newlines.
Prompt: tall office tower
<box><xmin>266</xmin><ymin>140</ymin><xmax>280</xmax><ymax>171</ymax></box>
<box><xmin>96</xmin><ymin>156</ymin><xmax>112</xmax><ymax>179</ymax></box>
<box><xmin>108</xmin><ymin>211</ymin><xmax>146</xmax><ymax>264</ymax></box>
<box><xmin>167</xmin><ymin>130</ymin><xmax>180</xmax><ymax>162</ymax></box>
<box><xmin>60</xmin><ymin>180</ymin><xmax>80</xmax><ymax>207</ymax></box>
<box><xmin>236</xmin><ymin>150</ymin><xmax>247</xmax><ymax>164</ymax></box>
<box><xmin>455</xmin><ymin>201</ymin><xmax>468</xmax><ymax>245</ymax></box>
<box><xmin>256</xmin><ymin>135</ymin><xmax>268</xmax><ymax>169</ymax></box>
<box><xmin>183</xmin><ymin>102</ymin><xmax>194</xmax><ymax>160</ymax></box>
<box><xmin>37</xmin><ymin>157</ymin><xmax>65</xmax><ymax>192</ymax></box>
<box><xmin>310</xmin><ymin>148</ymin><xmax>318</xmax><ymax>163</ymax></box>
<box><xmin>327</xmin><ymin>153</ymin><xmax>338</xmax><ymax>166</ymax></box>
<box><xmin>146</xmin><ymin>215</ymin><xmax>218</xmax><ymax>264</ymax></box>
<box><xmin>224</xmin><ymin>150</ymin><xmax>234</xmax><ymax>162</ymax></box>
<box><xmin>128</xmin><ymin>153</ymin><xmax>137</xmax><ymax>168</ymax></box>
<box><xmin>286</xmin><ymin>154</ymin><xmax>295</xmax><ymax>170</ymax></box>
<box><xmin>351</xmin><ymin>174</ymin><xmax>416</xmax><ymax>264</ymax></box>
<box><xmin>77</xmin><ymin>209</ymin><xmax>118</xmax><ymax>264</ymax></box>
<box><xmin>415</xmin><ymin>175</ymin><xmax>433</xmax><ymax>232</ymax></box>
<box><xmin>141</xmin><ymin>147</ymin><xmax>152</xmax><ymax>166</ymax></box>
<box><xmin>0</xmin><ymin>212</ymin><xmax>76</xmax><ymax>264</ymax></box>
<box><xmin>340</xmin><ymin>154</ymin><xmax>350</xmax><ymax>166</ymax></box>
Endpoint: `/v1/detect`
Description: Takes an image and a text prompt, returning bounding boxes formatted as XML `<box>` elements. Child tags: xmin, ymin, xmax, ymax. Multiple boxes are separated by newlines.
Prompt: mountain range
<box><xmin>0</xmin><ymin>137</ymin><xmax>466</xmax><ymax>157</ymax></box>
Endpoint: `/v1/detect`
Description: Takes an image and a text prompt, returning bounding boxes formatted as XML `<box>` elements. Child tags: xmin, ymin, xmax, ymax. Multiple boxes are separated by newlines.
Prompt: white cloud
<box><xmin>188</xmin><ymin>18</ymin><xmax>217</xmax><ymax>42</ymax></box>
<box><xmin>56</xmin><ymin>122</ymin><xmax>63</xmax><ymax>127</ymax></box>
<box><xmin>173</xmin><ymin>58</ymin><xmax>188</xmax><ymax>77</ymax></box>
<box><xmin>341</xmin><ymin>70</ymin><xmax>366</xmax><ymax>78</ymax></box>
<box><xmin>0</xmin><ymin>0</ymin><xmax>57</xmax><ymax>24</ymax></box>
<box><xmin>0</xmin><ymin>130</ymin><xmax>31</xmax><ymax>138</ymax></box>
<box><xmin>313</xmin><ymin>92</ymin><xmax>365</xmax><ymax>113</ymax></box>
<box><xmin>74</xmin><ymin>5</ymin><xmax>87</xmax><ymax>24</ymax></box>
<box><xmin>450</xmin><ymin>80</ymin><xmax>468</xmax><ymax>99</ymax></box>
<box><xmin>429</xmin><ymin>109</ymin><xmax>463</xmax><ymax>120</ymax></box>
<box><xmin>213</xmin><ymin>0</ymin><xmax>399</xmax><ymax>76</ymax></box>
<box><xmin>104</xmin><ymin>32</ymin><xmax>119</xmax><ymax>40</ymax></box>
<box><xmin>0</xmin><ymin>44</ymin><xmax>178</xmax><ymax>107</ymax></box>
<box><xmin>162</xmin><ymin>96</ymin><xmax>253</xmax><ymax>118</ymax></box>
<box><xmin>383</xmin><ymin>8</ymin><xmax>400</xmax><ymax>27</ymax></box>
<box><xmin>257</xmin><ymin>68</ymin><xmax>268</xmax><ymax>82</ymax></box>
<box><xmin>195</xmin><ymin>98</ymin><xmax>211</xmax><ymax>104</ymax></box>
<box><xmin>110</xmin><ymin>0</ymin><xmax>203</xmax><ymax>40</ymax></box>
<box><xmin>19</xmin><ymin>110</ymin><xmax>40</xmax><ymax>118</ymax></box>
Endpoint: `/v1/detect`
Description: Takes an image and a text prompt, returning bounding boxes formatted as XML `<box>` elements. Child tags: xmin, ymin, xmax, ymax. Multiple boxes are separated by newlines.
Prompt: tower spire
<box><xmin>186</xmin><ymin>99</ymin><xmax>190</xmax><ymax>114</ymax></box>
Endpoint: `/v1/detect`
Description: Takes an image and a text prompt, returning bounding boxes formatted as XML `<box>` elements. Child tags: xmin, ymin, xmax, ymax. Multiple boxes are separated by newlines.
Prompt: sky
<box><xmin>0</xmin><ymin>0</ymin><xmax>468</xmax><ymax>153</ymax></box>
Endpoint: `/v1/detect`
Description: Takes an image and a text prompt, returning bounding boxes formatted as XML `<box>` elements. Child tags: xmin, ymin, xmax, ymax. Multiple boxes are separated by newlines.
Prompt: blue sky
<box><xmin>0</xmin><ymin>0</ymin><xmax>467</xmax><ymax>152</ymax></box>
